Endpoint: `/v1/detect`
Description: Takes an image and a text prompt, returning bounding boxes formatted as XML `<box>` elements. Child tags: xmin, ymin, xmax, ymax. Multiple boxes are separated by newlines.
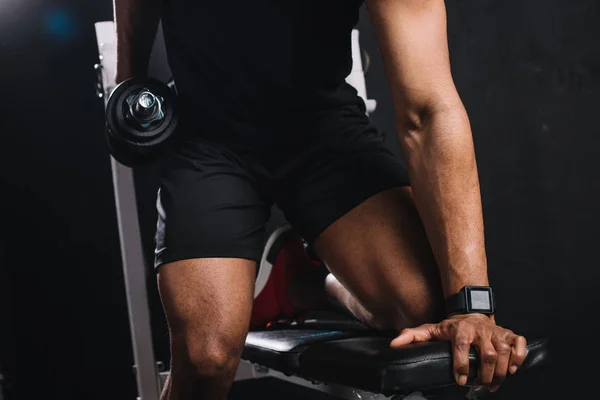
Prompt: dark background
<box><xmin>1</xmin><ymin>0</ymin><xmax>598</xmax><ymax>399</ymax></box>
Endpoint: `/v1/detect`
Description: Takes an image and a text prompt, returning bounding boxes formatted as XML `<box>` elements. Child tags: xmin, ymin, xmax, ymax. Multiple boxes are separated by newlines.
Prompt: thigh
<box><xmin>314</xmin><ymin>187</ymin><xmax>445</xmax><ymax>326</ymax></box>
<box><xmin>155</xmin><ymin>138</ymin><xmax>271</xmax><ymax>268</ymax></box>
<box><xmin>157</xmin><ymin>258</ymin><xmax>256</xmax><ymax>363</ymax></box>
<box><xmin>277</xmin><ymin>106</ymin><xmax>410</xmax><ymax>245</ymax></box>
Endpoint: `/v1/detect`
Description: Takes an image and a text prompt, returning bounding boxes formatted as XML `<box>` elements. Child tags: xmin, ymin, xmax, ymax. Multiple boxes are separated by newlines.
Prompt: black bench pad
<box><xmin>243</xmin><ymin>325</ymin><xmax>549</xmax><ymax>396</ymax></box>
<box><xmin>244</xmin><ymin>329</ymin><xmax>364</xmax><ymax>372</ymax></box>
<box><xmin>298</xmin><ymin>336</ymin><xmax>549</xmax><ymax>395</ymax></box>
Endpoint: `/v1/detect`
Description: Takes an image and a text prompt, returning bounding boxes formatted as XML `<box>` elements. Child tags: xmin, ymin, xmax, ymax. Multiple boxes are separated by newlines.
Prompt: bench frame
<box><xmin>158</xmin><ymin>362</ymin><xmax>405</xmax><ymax>399</ymax></box>
<box><xmin>95</xmin><ymin>21</ymin><xmax>162</xmax><ymax>400</ymax></box>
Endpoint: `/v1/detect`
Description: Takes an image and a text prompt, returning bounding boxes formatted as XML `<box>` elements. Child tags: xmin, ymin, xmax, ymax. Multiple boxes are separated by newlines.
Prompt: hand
<box><xmin>390</xmin><ymin>314</ymin><xmax>527</xmax><ymax>392</ymax></box>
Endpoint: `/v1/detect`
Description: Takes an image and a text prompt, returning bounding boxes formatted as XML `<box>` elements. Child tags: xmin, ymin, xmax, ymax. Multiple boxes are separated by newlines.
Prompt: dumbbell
<box><xmin>105</xmin><ymin>77</ymin><xmax>179</xmax><ymax>167</ymax></box>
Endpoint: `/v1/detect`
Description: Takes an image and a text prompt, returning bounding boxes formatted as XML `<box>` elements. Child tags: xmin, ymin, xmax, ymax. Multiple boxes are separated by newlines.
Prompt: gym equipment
<box><xmin>233</xmin><ymin>318</ymin><xmax>547</xmax><ymax>399</ymax></box>
<box><xmin>105</xmin><ymin>77</ymin><xmax>179</xmax><ymax>167</ymax></box>
<box><xmin>347</xmin><ymin>29</ymin><xmax>377</xmax><ymax>114</ymax></box>
<box><xmin>95</xmin><ymin>21</ymin><xmax>161</xmax><ymax>399</ymax></box>
<box><xmin>94</xmin><ymin>21</ymin><xmax>549</xmax><ymax>400</ymax></box>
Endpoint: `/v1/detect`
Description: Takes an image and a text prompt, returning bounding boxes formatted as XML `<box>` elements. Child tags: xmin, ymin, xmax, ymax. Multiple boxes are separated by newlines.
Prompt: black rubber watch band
<box><xmin>445</xmin><ymin>289</ymin><xmax>467</xmax><ymax>316</ymax></box>
<box><xmin>445</xmin><ymin>286</ymin><xmax>495</xmax><ymax>317</ymax></box>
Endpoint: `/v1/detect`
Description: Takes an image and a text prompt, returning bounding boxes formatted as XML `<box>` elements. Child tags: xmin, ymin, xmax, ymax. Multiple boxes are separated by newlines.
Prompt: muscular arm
<box><xmin>113</xmin><ymin>0</ymin><xmax>162</xmax><ymax>83</ymax></box>
<box><xmin>367</xmin><ymin>0</ymin><xmax>489</xmax><ymax>298</ymax></box>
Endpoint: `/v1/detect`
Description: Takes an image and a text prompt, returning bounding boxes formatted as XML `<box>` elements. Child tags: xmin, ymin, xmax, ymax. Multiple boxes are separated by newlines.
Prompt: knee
<box><xmin>189</xmin><ymin>345</ymin><xmax>238</xmax><ymax>378</ymax></box>
<box><xmin>174</xmin><ymin>335</ymin><xmax>242</xmax><ymax>379</ymax></box>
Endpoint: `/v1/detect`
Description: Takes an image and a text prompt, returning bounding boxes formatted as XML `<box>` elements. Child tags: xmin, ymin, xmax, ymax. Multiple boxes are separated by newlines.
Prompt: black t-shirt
<box><xmin>161</xmin><ymin>0</ymin><xmax>366</xmax><ymax>145</ymax></box>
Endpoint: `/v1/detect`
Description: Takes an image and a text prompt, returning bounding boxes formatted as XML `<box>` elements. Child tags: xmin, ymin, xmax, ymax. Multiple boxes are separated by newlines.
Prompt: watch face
<box><xmin>469</xmin><ymin>289</ymin><xmax>492</xmax><ymax>311</ymax></box>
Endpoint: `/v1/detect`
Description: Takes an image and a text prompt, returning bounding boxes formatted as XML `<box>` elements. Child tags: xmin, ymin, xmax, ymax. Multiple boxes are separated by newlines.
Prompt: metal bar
<box><xmin>111</xmin><ymin>157</ymin><xmax>161</xmax><ymax>400</ymax></box>
<box><xmin>94</xmin><ymin>21</ymin><xmax>161</xmax><ymax>400</ymax></box>
<box><xmin>346</xmin><ymin>29</ymin><xmax>377</xmax><ymax>114</ymax></box>
<box><xmin>168</xmin><ymin>361</ymin><xmax>400</xmax><ymax>400</ymax></box>
<box><xmin>232</xmin><ymin>361</ymin><xmax>429</xmax><ymax>400</ymax></box>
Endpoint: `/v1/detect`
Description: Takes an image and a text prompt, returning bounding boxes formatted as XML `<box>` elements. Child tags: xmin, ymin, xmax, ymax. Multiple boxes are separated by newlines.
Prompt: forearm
<box><xmin>399</xmin><ymin>105</ymin><xmax>489</xmax><ymax>297</ymax></box>
<box><xmin>367</xmin><ymin>0</ymin><xmax>489</xmax><ymax>298</ymax></box>
<box><xmin>113</xmin><ymin>0</ymin><xmax>161</xmax><ymax>82</ymax></box>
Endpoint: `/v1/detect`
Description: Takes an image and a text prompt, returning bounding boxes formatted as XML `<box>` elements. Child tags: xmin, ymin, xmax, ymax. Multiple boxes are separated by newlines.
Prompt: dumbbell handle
<box><xmin>135</xmin><ymin>92</ymin><xmax>158</xmax><ymax>115</ymax></box>
<box><xmin>126</xmin><ymin>90</ymin><xmax>165</xmax><ymax>128</ymax></box>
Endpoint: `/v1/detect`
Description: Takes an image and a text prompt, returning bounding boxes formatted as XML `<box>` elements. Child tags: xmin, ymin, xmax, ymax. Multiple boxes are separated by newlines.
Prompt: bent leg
<box><xmin>152</xmin><ymin>133</ymin><xmax>271</xmax><ymax>399</ymax></box>
<box><xmin>315</xmin><ymin>187</ymin><xmax>445</xmax><ymax>330</ymax></box>
<box><xmin>158</xmin><ymin>258</ymin><xmax>255</xmax><ymax>400</ymax></box>
<box><xmin>275</xmin><ymin>111</ymin><xmax>443</xmax><ymax>329</ymax></box>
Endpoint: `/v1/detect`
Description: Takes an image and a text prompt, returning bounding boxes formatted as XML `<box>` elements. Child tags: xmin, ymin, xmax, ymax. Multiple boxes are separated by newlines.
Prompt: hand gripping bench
<box><xmin>93</xmin><ymin>21</ymin><xmax>550</xmax><ymax>400</ymax></box>
<box><xmin>236</xmin><ymin>317</ymin><xmax>549</xmax><ymax>399</ymax></box>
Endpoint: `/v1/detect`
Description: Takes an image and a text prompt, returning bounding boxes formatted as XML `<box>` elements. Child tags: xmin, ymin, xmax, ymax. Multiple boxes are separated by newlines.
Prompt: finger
<box><xmin>489</xmin><ymin>338</ymin><xmax>512</xmax><ymax>392</ymax></box>
<box><xmin>390</xmin><ymin>324</ymin><xmax>436</xmax><ymax>348</ymax></box>
<box><xmin>476</xmin><ymin>337</ymin><xmax>498</xmax><ymax>387</ymax></box>
<box><xmin>451</xmin><ymin>325</ymin><xmax>474</xmax><ymax>386</ymax></box>
<box><xmin>507</xmin><ymin>334</ymin><xmax>527</xmax><ymax>374</ymax></box>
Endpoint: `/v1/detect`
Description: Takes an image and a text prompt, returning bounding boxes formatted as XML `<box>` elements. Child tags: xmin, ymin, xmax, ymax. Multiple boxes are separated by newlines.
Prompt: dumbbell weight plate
<box><xmin>105</xmin><ymin>77</ymin><xmax>178</xmax><ymax>167</ymax></box>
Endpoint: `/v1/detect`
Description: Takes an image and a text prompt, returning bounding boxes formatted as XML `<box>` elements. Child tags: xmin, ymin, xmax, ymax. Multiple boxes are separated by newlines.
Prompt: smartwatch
<box><xmin>445</xmin><ymin>286</ymin><xmax>495</xmax><ymax>317</ymax></box>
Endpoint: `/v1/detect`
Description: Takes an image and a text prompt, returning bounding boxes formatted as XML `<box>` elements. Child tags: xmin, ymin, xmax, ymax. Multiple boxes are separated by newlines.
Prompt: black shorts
<box><xmin>154</xmin><ymin>105</ymin><xmax>409</xmax><ymax>268</ymax></box>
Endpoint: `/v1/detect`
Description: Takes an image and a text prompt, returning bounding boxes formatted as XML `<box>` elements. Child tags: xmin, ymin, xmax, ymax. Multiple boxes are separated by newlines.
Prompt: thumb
<box><xmin>390</xmin><ymin>324</ymin><xmax>436</xmax><ymax>348</ymax></box>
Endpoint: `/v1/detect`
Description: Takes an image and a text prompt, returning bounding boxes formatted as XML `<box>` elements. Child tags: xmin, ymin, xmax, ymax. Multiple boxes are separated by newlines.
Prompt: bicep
<box><xmin>367</xmin><ymin>0</ymin><xmax>461</xmax><ymax>122</ymax></box>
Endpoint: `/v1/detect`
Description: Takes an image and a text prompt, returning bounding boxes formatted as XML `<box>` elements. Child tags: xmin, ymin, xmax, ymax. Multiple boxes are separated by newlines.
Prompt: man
<box><xmin>114</xmin><ymin>0</ymin><xmax>528</xmax><ymax>399</ymax></box>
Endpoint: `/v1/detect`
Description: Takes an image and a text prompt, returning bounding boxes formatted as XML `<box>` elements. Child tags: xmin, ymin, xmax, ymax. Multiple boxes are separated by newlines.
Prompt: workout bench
<box><xmin>94</xmin><ymin>21</ymin><xmax>549</xmax><ymax>400</ymax></box>
<box><xmin>235</xmin><ymin>317</ymin><xmax>547</xmax><ymax>399</ymax></box>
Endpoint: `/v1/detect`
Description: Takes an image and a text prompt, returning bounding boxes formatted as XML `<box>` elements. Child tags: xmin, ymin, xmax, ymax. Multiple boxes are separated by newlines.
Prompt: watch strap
<box><xmin>445</xmin><ymin>287</ymin><xmax>467</xmax><ymax>316</ymax></box>
<box><xmin>445</xmin><ymin>286</ymin><xmax>495</xmax><ymax>317</ymax></box>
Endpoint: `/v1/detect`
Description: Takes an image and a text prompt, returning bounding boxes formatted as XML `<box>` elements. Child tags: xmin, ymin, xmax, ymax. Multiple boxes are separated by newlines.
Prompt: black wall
<box><xmin>357</xmin><ymin>2</ymin><xmax>600</xmax><ymax>395</ymax></box>
<box><xmin>1</xmin><ymin>0</ymin><xmax>135</xmax><ymax>398</ymax></box>
<box><xmin>1</xmin><ymin>0</ymin><xmax>598</xmax><ymax>399</ymax></box>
